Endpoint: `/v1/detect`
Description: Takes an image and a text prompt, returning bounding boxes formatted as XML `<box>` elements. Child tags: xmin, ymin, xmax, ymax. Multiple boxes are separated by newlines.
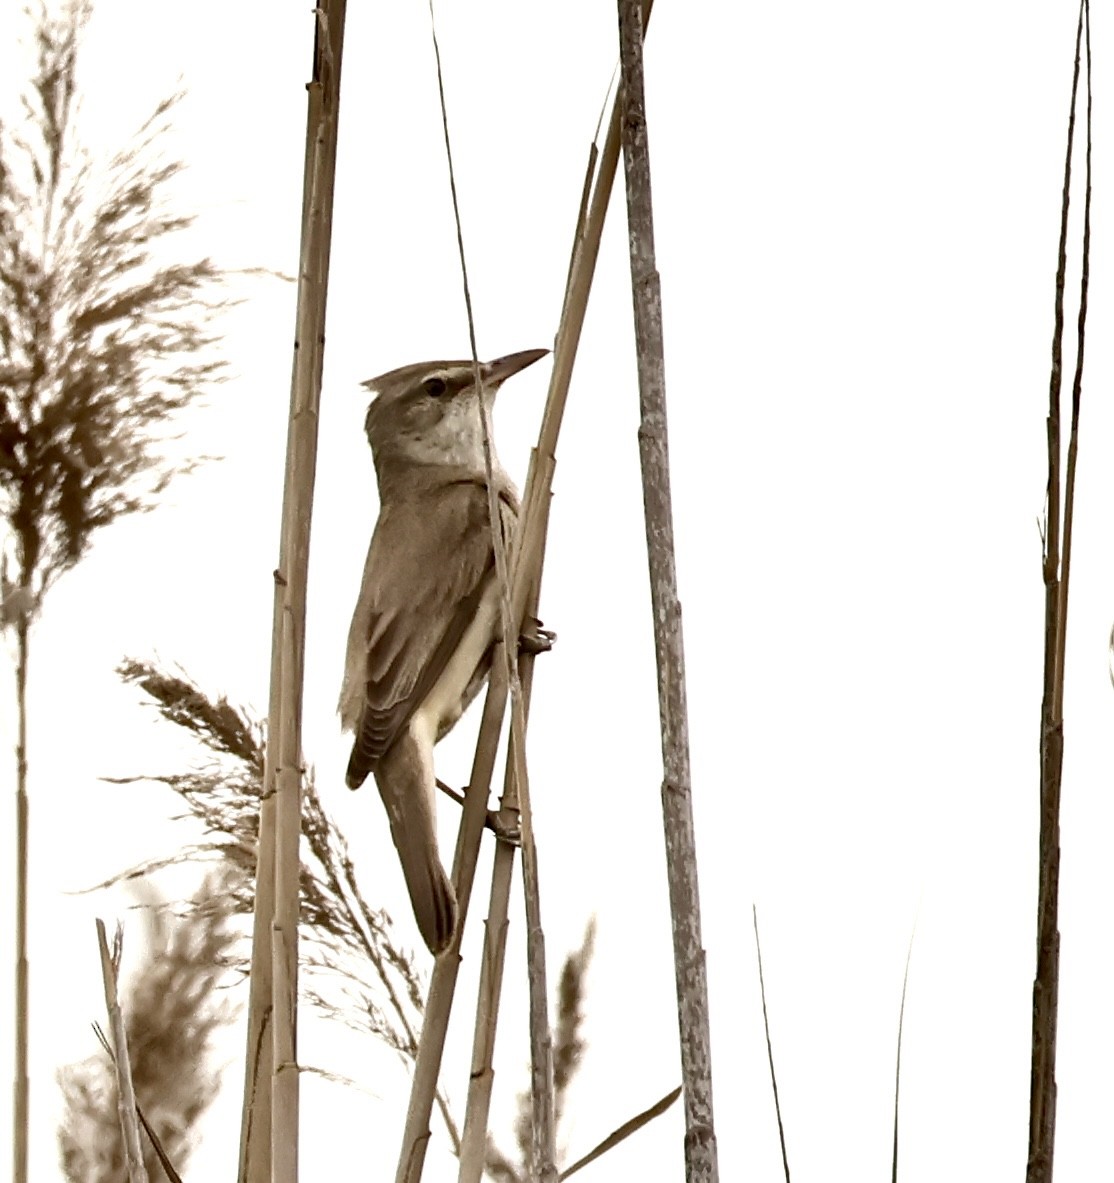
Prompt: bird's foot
<box><xmin>436</xmin><ymin>779</ymin><xmax>520</xmax><ymax>845</ymax></box>
<box><xmin>486</xmin><ymin>807</ymin><xmax>521</xmax><ymax>846</ymax></box>
<box><xmin>519</xmin><ymin>617</ymin><xmax>556</xmax><ymax>656</ymax></box>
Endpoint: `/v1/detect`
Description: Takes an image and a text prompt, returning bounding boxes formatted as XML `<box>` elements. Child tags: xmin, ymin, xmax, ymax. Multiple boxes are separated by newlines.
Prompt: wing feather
<box><xmin>340</xmin><ymin>477</ymin><xmax>517</xmax><ymax>785</ymax></box>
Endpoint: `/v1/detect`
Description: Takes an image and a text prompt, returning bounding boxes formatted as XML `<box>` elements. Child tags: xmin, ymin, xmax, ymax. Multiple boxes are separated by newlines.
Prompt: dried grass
<box><xmin>1</xmin><ymin>6</ymin><xmax>227</xmax><ymax>1177</ymax></box>
<box><xmin>107</xmin><ymin>660</ymin><xmax>432</xmax><ymax>1056</ymax></box>
<box><xmin>485</xmin><ymin>921</ymin><xmax>595</xmax><ymax>1182</ymax></box>
<box><xmin>0</xmin><ymin>0</ymin><xmax>226</xmax><ymax>616</ymax></box>
<box><xmin>57</xmin><ymin>869</ymin><xmax>238</xmax><ymax>1182</ymax></box>
<box><xmin>102</xmin><ymin>659</ymin><xmax>459</xmax><ymax>1144</ymax></box>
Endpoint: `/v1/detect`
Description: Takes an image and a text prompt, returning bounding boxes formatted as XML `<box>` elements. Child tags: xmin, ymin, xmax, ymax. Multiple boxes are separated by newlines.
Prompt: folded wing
<box><xmin>340</xmin><ymin>477</ymin><xmax>516</xmax><ymax>787</ymax></box>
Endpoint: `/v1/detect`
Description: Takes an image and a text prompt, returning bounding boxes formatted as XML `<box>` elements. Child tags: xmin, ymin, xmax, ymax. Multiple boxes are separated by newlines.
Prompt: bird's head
<box><xmin>360</xmin><ymin>348</ymin><xmax>547</xmax><ymax>488</ymax></box>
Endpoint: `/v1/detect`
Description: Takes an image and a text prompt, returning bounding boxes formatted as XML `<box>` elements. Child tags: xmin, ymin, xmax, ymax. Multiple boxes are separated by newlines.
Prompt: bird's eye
<box><xmin>423</xmin><ymin>376</ymin><xmax>448</xmax><ymax>397</ymax></box>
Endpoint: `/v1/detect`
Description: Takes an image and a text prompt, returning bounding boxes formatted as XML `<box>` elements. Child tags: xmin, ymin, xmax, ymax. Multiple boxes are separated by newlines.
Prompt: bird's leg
<box><xmin>435</xmin><ymin>778</ymin><xmax>521</xmax><ymax>845</ymax></box>
<box><xmin>518</xmin><ymin>616</ymin><xmax>556</xmax><ymax>656</ymax></box>
<box><xmin>435</xmin><ymin>778</ymin><xmax>466</xmax><ymax>808</ymax></box>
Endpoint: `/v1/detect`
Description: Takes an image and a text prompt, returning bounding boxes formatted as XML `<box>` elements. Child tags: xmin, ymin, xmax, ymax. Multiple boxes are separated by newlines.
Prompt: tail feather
<box><xmin>345</xmin><ymin>743</ymin><xmax>370</xmax><ymax>790</ymax></box>
<box><xmin>372</xmin><ymin>730</ymin><xmax>457</xmax><ymax>955</ymax></box>
<box><xmin>391</xmin><ymin>825</ymin><xmax>458</xmax><ymax>955</ymax></box>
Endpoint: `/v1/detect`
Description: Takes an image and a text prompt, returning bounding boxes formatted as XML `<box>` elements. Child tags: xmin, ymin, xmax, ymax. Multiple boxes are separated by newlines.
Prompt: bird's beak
<box><xmin>482</xmin><ymin>348</ymin><xmax>549</xmax><ymax>387</ymax></box>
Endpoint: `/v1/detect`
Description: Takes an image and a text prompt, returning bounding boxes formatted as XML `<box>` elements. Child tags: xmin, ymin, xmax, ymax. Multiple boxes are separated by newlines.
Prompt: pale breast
<box><xmin>409</xmin><ymin>574</ymin><xmax>502</xmax><ymax>750</ymax></box>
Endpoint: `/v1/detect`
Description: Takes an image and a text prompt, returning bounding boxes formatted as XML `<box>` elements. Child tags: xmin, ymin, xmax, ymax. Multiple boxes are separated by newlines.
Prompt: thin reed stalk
<box><xmin>457</xmin><ymin>557</ymin><xmax>548</xmax><ymax>1183</ymax></box>
<box><xmin>457</xmin><ymin>9</ymin><xmax>659</xmax><ymax>1169</ymax></box>
<box><xmin>395</xmin><ymin>10</ymin><xmax>653</xmax><ymax>1168</ymax></box>
<box><xmin>13</xmin><ymin>612</ymin><xmax>29</xmax><ymax>1183</ymax></box>
<box><xmin>616</xmin><ymin>1</ymin><xmax>719</xmax><ymax>1179</ymax></box>
<box><xmin>95</xmin><ymin>922</ymin><xmax>148</xmax><ymax>1183</ymax></box>
<box><xmin>512</xmin><ymin>700</ymin><xmax>556</xmax><ymax>1183</ymax></box>
<box><xmin>1028</xmin><ymin>3</ymin><xmax>1091</xmax><ymax>1180</ymax></box>
<box><xmin>752</xmin><ymin>909</ymin><xmax>790</xmax><ymax>1183</ymax></box>
<box><xmin>456</xmin><ymin>835</ymin><xmax>513</xmax><ymax>1181</ymax></box>
<box><xmin>428</xmin><ymin>8</ymin><xmax>557</xmax><ymax>1171</ymax></box>
<box><xmin>396</xmin><ymin>661</ymin><xmax>511</xmax><ymax>1183</ymax></box>
<box><xmin>237</xmin><ymin>5</ymin><xmax>348</xmax><ymax>1182</ymax></box>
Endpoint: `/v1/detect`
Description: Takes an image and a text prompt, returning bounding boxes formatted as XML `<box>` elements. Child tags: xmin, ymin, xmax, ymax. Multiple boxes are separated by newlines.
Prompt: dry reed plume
<box><xmin>58</xmin><ymin>869</ymin><xmax>238</xmax><ymax>1181</ymax></box>
<box><xmin>484</xmin><ymin>922</ymin><xmax>594</xmax><ymax>1183</ymax></box>
<box><xmin>0</xmin><ymin>3</ymin><xmax>225</xmax><ymax>1177</ymax></box>
<box><xmin>104</xmin><ymin>659</ymin><xmax>450</xmax><ymax>1137</ymax></box>
<box><xmin>0</xmin><ymin>0</ymin><xmax>224</xmax><ymax>616</ymax></box>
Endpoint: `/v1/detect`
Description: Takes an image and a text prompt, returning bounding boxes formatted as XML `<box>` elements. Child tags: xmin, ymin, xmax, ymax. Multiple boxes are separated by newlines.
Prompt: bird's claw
<box><xmin>486</xmin><ymin>807</ymin><xmax>521</xmax><ymax>846</ymax></box>
<box><xmin>519</xmin><ymin>617</ymin><xmax>556</xmax><ymax>656</ymax></box>
<box><xmin>437</xmin><ymin>779</ymin><xmax>520</xmax><ymax>844</ymax></box>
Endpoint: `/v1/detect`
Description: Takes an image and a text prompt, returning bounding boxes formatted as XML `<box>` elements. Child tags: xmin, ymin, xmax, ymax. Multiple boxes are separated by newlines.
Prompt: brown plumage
<box><xmin>339</xmin><ymin>350</ymin><xmax>546</xmax><ymax>954</ymax></box>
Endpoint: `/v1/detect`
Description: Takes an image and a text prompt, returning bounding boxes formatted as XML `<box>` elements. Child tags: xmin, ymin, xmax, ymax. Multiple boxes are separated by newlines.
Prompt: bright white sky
<box><xmin>1</xmin><ymin>1</ymin><xmax>1112</xmax><ymax>1180</ymax></box>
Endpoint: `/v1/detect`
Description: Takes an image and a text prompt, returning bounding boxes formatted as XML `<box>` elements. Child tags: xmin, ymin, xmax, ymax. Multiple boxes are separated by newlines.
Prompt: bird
<box><xmin>338</xmin><ymin>348</ymin><xmax>548</xmax><ymax>955</ymax></box>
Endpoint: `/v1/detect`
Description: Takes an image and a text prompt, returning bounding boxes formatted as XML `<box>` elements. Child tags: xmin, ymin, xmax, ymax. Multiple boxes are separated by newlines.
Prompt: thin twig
<box><xmin>95</xmin><ymin>921</ymin><xmax>148</xmax><ymax>1183</ymax></box>
<box><xmin>616</xmin><ymin>2</ymin><xmax>719</xmax><ymax>1178</ymax></box>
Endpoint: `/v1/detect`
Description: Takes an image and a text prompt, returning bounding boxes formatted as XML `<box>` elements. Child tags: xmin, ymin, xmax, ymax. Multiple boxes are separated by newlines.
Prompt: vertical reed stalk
<box><xmin>238</xmin><ymin>5</ymin><xmax>348</xmax><ymax>1181</ymax></box>
<box><xmin>456</xmin><ymin>557</ymin><xmax>547</xmax><ymax>1183</ymax></box>
<box><xmin>616</xmin><ymin>1</ymin><xmax>719</xmax><ymax>1179</ymax></box>
<box><xmin>427</xmin><ymin>12</ymin><xmax>558</xmax><ymax>1169</ymax></box>
<box><xmin>396</xmin><ymin>11</ymin><xmax>655</xmax><ymax>1164</ymax></box>
<box><xmin>12</xmin><ymin>610</ymin><xmax>29</xmax><ymax>1183</ymax></box>
<box><xmin>395</xmin><ymin>661</ymin><xmax>511</xmax><ymax>1183</ymax></box>
<box><xmin>510</xmin><ymin>681</ymin><xmax>556</xmax><ymax>1183</ymax></box>
<box><xmin>1028</xmin><ymin>3</ymin><xmax>1090</xmax><ymax>1180</ymax></box>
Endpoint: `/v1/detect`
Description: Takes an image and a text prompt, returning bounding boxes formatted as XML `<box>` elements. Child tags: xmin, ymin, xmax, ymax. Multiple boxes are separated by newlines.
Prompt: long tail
<box><xmin>370</xmin><ymin>730</ymin><xmax>457</xmax><ymax>955</ymax></box>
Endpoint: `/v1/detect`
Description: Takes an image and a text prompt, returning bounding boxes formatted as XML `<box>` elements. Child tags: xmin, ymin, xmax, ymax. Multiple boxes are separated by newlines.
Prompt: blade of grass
<box><xmin>558</xmin><ymin>1086</ymin><xmax>681</xmax><ymax>1180</ymax></box>
<box><xmin>752</xmin><ymin>908</ymin><xmax>791</xmax><ymax>1183</ymax></box>
<box><xmin>890</xmin><ymin>927</ymin><xmax>916</xmax><ymax>1183</ymax></box>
